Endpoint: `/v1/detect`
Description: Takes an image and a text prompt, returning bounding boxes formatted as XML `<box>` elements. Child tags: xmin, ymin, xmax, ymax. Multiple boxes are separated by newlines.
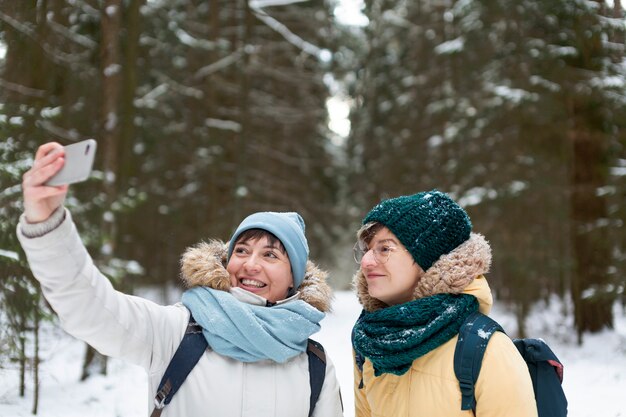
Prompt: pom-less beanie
<box><xmin>227</xmin><ymin>212</ymin><xmax>309</xmax><ymax>288</ymax></box>
<box><xmin>363</xmin><ymin>190</ymin><xmax>472</xmax><ymax>271</ymax></box>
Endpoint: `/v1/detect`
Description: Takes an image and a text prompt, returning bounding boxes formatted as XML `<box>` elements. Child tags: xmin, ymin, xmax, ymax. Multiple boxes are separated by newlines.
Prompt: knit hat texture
<box><xmin>363</xmin><ymin>190</ymin><xmax>472</xmax><ymax>271</ymax></box>
<box><xmin>227</xmin><ymin>212</ymin><xmax>309</xmax><ymax>288</ymax></box>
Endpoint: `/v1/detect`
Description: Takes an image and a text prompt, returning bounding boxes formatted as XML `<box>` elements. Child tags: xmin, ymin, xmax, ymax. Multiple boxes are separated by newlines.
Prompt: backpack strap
<box><xmin>151</xmin><ymin>322</ymin><xmax>328</xmax><ymax>417</ymax></box>
<box><xmin>453</xmin><ymin>311</ymin><xmax>504</xmax><ymax>411</ymax></box>
<box><xmin>354</xmin><ymin>351</ymin><xmax>366</xmax><ymax>389</ymax></box>
<box><xmin>151</xmin><ymin>316</ymin><xmax>208</xmax><ymax>417</ymax></box>
<box><xmin>306</xmin><ymin>339</ymin><xmax>327</xmax><ymax>417</ymax></box>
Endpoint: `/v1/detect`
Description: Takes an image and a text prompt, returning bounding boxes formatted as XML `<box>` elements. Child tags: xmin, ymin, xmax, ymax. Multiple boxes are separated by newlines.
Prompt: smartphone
<box><xmin>45</xmin><ymin>139</ymin><xmax>97</xmax><ymax>186</ymax></box>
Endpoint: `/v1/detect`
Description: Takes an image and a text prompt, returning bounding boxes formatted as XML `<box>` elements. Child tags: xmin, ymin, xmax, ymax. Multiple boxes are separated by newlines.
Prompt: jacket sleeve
<box><xmin>353</xmin><ymin>350</ymin><xmax>371</xmax><ymax>417</ymax></box>
<box><xmin>16</xmin><ymin>208</ymin><xmax>187</xmax><ymax>370</ymax></box>
<box><xmin>312</xmin><ymin>353</ymin><xmax>344</xmax><ymax>417</ymax></box>
<box><xmin>475</xmin><ymin>332</ymin><xmax>538</xmax><ymax>417</ymax></box>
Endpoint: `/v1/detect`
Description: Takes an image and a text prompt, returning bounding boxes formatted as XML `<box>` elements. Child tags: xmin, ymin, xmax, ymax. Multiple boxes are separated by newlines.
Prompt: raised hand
<box><xmin>22</xmin><ymin>142</ymin><xmax>69</xmax><ymax>223</ymax></box>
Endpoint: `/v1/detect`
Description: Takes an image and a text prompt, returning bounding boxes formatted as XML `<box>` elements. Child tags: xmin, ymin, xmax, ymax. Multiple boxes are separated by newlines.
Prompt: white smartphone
<box><xmin>45</xmin><ymin>139</ymin><xmax>97</xmax><ymax>186</ymax></box>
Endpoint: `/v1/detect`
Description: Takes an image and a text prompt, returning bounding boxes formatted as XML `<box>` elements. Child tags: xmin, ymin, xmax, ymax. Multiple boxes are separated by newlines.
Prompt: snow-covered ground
<box><xmin>1</xmin><ymin>290</ymin><xmax>625</xmax><ymax>417</ymax></box>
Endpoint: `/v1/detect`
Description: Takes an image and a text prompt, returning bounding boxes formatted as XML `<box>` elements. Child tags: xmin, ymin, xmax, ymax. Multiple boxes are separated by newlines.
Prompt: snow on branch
<box><xmin>135</xmin><ymin>83</ymin><xmax>168</xmax><ymax>108</ymax></box>
<box><xmin>249</xmin><ymin>2</ymin><xmax>329</xmax><ymax>61</ymax></box>
<box><xmin>35</xmin><ymin>120</ymin><xmax>81</xmax><ymax>141</ymax></box>
<box><xmin>0</xmin><ymin>11</ymin><xmax>38</xmax><ymax>42</ymax></box>
<box><xmin>598</xmin><ymin>14</ymin><xmax>626</xmax><ymax>30</ymax></box>
<box><xmin>150</xmin><ymin>70</ymin><xmax>204</xmax><ymax>99</ymax></box>
<box><xmin>249</xmin><ymin>0</ymin><xmax>309</xmax><ymax>7</ymax></box>
<box><xmin>68</xmin><ymin>0</ymin><xmax>101</xmax><ymax>17</ymax></box>
<box><xmin>0</xmin><ymin>11</ymin><xmax>91</xmax><ymax>68</ymax></box>
<box><xmin>434</xmin><ymin>37</ymin><xmax>465</xmax><ymax>55</ymax></box>
<box><xmin>205</xmin><ymin>118</ymin><xmax>242</xmax><ymax>132</ymax></box>
<box><xmin>175</xmin><ymin>27</ymin><xmax>216</xmax><ymax>50</ymax></box>
<box><xmin>194</xmin><ymin>48</ymin><xmax>252</xmax><ymax>79</ymax></box>
<box><xmin>0</xmin><ymin>249</ymin><xmax>19</xmax><ymax>262</ymax></box>
<box><xmin>47</xmin><ymin>19</ymin><xmax>97</xmax><ymax>49</ymax></box>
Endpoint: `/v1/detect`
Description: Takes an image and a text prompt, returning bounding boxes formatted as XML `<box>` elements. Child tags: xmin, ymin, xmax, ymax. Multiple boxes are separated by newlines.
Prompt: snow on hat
<box><xmin>227</xmin><ymin>212</ymin><xmax>309</xmax><ymax>288</ymax></box>
<box><xmin>363</xmin><ymin>190</ymin><xmax>472</xmax><ymax>271</ymax></box>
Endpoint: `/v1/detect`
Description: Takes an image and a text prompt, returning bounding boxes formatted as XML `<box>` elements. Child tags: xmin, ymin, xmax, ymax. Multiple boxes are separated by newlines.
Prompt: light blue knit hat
<box><xmin>227</xmin><ymin>212</ymin><xmax>309</xmax><ymax>288</ymax></box>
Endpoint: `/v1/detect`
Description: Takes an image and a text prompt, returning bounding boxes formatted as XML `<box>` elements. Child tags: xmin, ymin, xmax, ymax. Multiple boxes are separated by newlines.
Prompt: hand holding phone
<box><xmin>45</xmin><ymin>139</ymin><xmax>97</xmax><ymax>186</ymax></box>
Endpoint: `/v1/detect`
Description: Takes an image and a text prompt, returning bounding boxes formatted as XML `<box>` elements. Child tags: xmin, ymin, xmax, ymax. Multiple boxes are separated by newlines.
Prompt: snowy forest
<box><xmin>1</xmin><ymin>0</ymin><xmax>626</xmax><ymax>414</ymax></box>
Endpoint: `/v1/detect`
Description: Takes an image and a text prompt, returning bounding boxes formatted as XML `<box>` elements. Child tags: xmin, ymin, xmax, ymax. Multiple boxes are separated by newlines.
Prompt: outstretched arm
<box><xmin>17</xmin><ymin>142</ymin><xmax>187</xmax><ymax>370</ymax></box>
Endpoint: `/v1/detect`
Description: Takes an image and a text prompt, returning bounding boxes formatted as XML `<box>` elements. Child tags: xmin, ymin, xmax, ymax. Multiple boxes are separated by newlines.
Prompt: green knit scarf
<box><xmin>352</xmin><ymin>293</ymin><xmax>479</xmax><ymax>376</ymax></box>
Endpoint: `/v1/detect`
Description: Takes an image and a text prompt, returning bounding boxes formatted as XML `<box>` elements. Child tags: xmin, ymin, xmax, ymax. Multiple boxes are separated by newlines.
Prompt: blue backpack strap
<box><xmin>151</xmin><ymin>324</ymin><xmax>329</xmax><ymax>417</ymax></box>
<box><xmin>306</xmin><ymin>339</ymin><xmax>327</xmax><ymax>417</ymax></box>
<box><xmin>453</xmin><ymin>311</ymin><xmax>504</xmax><ymax>411</ymax></box>
<box><xmin>354</xmin><ymin>351</ymin><xmax>366</xmax><ymax>389</ymax></box>
<box><xmin>151</xmin><ymin>315</ymin><xmax>208</xmax><ymax>417</ymax></box>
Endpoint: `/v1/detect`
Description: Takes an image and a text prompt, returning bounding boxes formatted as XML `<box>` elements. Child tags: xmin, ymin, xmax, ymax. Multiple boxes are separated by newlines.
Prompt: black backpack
<box><xmin>454</xmin><ymin>311</ymin><xmax>568</xmax><ymax>417</ymax></box>
<box><xmin>150</xmin><ymin>317</ymin><xmax>327</xmax><ymax>417</ymax></box>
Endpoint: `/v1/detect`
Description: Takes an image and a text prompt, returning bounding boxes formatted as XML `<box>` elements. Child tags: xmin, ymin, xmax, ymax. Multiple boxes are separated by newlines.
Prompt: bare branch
<box><xmin>0</xmin><ymin>11</ymin><xmax>93</xmax><ymax>69</ymax></box>
<box><xmin>35</xmin><ymin>120</ymin><xmax>82</xmax><ymax>141</ymax></box>
<box><xmin>0</xmin><ymin>78</ymin><xmax>46</xmax><ymax>98</ymax></box>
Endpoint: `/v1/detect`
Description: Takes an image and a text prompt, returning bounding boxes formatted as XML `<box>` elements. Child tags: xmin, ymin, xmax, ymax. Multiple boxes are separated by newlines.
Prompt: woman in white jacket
<box><xmin>17</xmin><ymin>142</ymin><xmax>344</xmax><ymax>417</ymax></box>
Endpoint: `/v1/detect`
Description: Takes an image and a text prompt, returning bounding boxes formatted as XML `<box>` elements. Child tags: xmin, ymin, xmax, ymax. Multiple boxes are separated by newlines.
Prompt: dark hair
<box><xmin>234</xmin><ymin>228</ymin><xmax>287</xmax><ymax>254</ymax></box>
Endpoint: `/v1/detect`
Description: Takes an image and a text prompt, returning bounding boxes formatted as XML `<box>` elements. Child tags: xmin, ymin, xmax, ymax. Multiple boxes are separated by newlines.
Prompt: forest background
<box><xmin>1</xmin><ymin>0</ymin><xmax>625</xmax><ymax>413</ymax></box>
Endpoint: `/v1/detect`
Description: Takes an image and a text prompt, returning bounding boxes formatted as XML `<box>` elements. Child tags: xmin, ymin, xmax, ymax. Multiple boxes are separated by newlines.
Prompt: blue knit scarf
<box><xmin>181</xmin><ymin>287</ymin><xmax>325</xmax><ymax>363</ymax></box>
<box><xmin>352</xmin><ymin>293</ymin><xmax>478</xmax><ymax>376</ymax></box>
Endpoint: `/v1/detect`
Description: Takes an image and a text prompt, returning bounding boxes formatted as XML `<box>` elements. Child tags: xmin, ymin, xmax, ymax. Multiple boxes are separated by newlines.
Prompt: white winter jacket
<box><xmin>17</xmin><ymin>208</ymin><xmax>343</xmax><ymax>417</ymax></box>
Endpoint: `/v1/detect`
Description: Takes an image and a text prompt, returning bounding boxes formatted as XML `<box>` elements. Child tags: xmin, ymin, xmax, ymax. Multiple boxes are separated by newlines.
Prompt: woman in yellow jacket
<box><xmin>351</xmin><ymin>190</ymin><xmax>537</xmax><ymax>417</ymax></box>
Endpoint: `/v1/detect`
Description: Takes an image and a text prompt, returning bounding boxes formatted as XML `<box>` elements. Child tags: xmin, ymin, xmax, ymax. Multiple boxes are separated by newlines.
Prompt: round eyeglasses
<box><xmin>353</xmin><ymin>241</ymin><xmax>409</xmax><ymax>264</ymax></box>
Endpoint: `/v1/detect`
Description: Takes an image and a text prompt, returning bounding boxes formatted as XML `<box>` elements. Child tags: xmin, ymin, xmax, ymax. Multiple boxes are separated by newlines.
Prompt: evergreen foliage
<box><xmin>1</xmin><ymin>2</ymin><xmax>625</xmax><ymax>395</ymax></box>
<box><xmin>347</xmin><ymin>0</ymin><xmax>626</xmax><ymax>337</ymax></box>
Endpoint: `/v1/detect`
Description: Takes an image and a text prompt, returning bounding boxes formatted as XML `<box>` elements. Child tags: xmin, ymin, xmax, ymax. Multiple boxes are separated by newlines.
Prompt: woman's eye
<box><xmin>264</xmin><ymin>251</ymin><xmax>278</xmax><ymax>259</ymax></box>
<box><xmin>378</xmin><ymin>245</ymin><xmax>392</xmax><ymax>254</ymax></box>
<box><xmin>234</xmin><ymin>247</ymin><xmax>248</xmax><ymax>255</ymax></box>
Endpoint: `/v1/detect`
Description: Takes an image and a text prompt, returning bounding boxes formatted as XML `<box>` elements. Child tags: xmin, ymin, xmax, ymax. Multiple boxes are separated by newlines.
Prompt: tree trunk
<box><xmin>19</xmin><ymin>330</ymin><xmax>26</xmax><ymax>397</ymax></box>
<box><xmin>81</xmin><ymin>345</ymin><xmax>99</xmax><ymax>381</ymax></box>
<box><xmin>117</xmin><ymin>0</ymin><xmax>143</xmax><ymax>296</ymax></box>
<box><xmin>82</xmin><ymin>0</ymin><xmax>123</xmax><ymax>379</ymax></box>
<box><xmin>119</xmin><ymin>0</ymin><xmax>143</xmax><ymax>187</ymax></box>
<box><xmin>232</xmin><ymin>0</ymin><xmax>253</xmax><ymax>222</ymax></box>
<box><xmin>567</xmin><ymin>1</ymin><xmax>615</xmax><ymax>342</ymax></box>
<box><xmin>100</xmin><ymin>0</ymin><xmax>122</xmax><ymax>219</ymax></box>
<box><xmin>569</xmin><ymin>123</ymin><xmax>613</xmax><ymax>342</ymax></box>
<box><xmin>32</xmin><ymin>305</ymin><xmax>40</xmax><ymax>415</ymax></box>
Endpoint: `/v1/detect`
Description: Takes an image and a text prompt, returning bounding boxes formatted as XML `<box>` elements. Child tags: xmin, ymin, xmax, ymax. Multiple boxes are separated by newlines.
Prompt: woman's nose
<box><xmin>244</xmin><ymin>254</ymin><xmax>261</xmax><ymax>272</ymax></box>
<box><xmin>360</xmin><ymin>249</ymin><xmax>377</xmax><ymax>268</ymax></box>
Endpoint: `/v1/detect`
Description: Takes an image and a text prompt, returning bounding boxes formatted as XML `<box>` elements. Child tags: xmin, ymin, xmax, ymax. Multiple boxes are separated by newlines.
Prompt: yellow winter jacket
<box><xmin>352</xmin><ymin>234</ymin><xmax>538</xmax><ymax>417</ymax></box>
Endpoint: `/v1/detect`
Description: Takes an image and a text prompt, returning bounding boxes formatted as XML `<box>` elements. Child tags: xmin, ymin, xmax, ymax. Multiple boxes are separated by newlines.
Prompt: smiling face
<box><xmin>360</xmin><ymin>227</ymin><xmax>424</xmax><ymax>306</ymax></box>
<box><xmin>227</xmin><ymin>233</ymin><xmax>294</xmax><ymax>303</ymax></box>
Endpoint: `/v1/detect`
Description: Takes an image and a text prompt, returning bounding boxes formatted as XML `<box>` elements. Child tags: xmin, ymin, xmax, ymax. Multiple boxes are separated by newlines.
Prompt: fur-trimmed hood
<box><xmin>180</xmin><ymin>240</ymin><xmax>333</xmax><ymax>312</ymax></box>
<box><xmin>353</xmin><ymin>233</ymin><xmax>492</xmax><ymax>312</ymax></box>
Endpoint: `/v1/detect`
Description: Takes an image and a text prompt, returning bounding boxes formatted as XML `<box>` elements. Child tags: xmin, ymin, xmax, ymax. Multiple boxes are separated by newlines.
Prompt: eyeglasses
<box><xmin>353</xmin><ymin>241</ymin><xmax>409</xmax><ymax>264</ymax></box>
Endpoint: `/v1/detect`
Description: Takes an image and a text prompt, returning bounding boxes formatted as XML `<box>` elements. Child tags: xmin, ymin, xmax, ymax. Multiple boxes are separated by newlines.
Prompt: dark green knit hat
<box><xmin>363</xmin><ymin>190</ymin><xmax>472</xmax><ymax>271</ymax></box>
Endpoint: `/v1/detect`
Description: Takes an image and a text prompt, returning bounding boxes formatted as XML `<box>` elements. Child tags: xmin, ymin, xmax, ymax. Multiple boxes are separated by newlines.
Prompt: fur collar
<box><xmin>180</xmin><ymin>240</ymin><xmax>332</xmax><ymax>312</ymax></box>
<box><xmin>353</xmin><ymin>233</ymin><xmax>492</xmax><ymax>312</ymax></box>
